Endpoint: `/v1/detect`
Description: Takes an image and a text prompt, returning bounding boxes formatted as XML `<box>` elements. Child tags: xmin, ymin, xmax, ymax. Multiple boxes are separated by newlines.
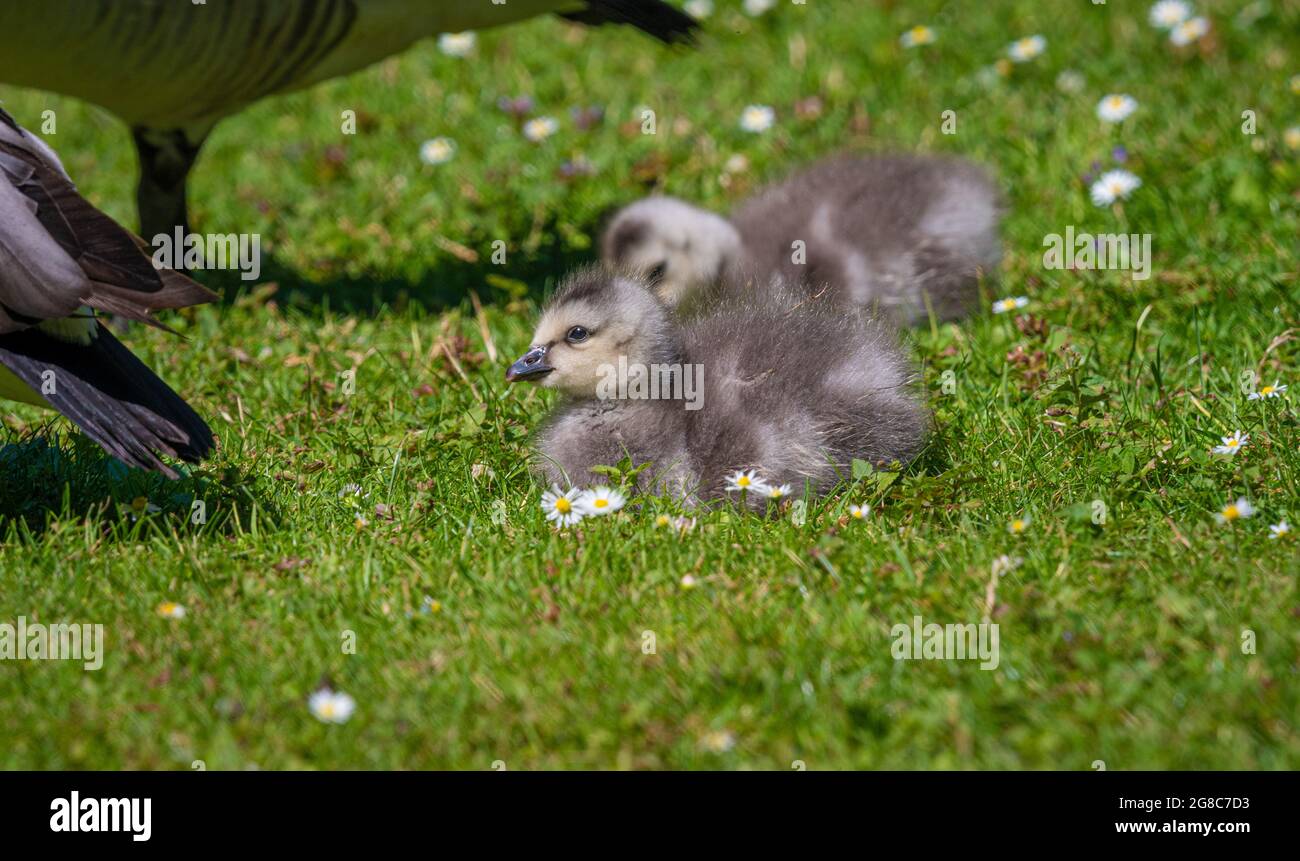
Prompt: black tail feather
<box><xmin>0</xmin><ymin>323</ymin><xmax>213</xmax><ymax>477</ymax></box>
<box><xmin>560</xmin><ymin>0</ymin><xmax>698</xmax><ymax>43</ymax></box>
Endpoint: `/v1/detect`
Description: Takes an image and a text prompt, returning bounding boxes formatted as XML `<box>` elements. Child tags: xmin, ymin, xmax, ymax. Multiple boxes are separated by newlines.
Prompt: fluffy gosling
<box><xmin>505</xmin><ymin>267</ymin><xmax>929</xmax><ymax>504</ymax></box>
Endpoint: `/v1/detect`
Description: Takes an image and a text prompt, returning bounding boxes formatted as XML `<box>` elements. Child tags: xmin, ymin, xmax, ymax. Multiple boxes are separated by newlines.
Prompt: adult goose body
<box><xmin>0</xmin><ymin>0</ymin><xmax>697</xmax><ymax>237</ymax></box>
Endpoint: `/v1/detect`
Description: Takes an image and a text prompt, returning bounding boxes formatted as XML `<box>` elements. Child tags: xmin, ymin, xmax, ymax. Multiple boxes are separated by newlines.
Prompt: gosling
<box><xmin>505</xmin><ymin>267</ymin><xmax>929</xmax><ymax>503</ymax></box>
<box><xmin>601</xmin><ymin>154</ymin><xmax>1003</xmax><ymax>323</ymax></box>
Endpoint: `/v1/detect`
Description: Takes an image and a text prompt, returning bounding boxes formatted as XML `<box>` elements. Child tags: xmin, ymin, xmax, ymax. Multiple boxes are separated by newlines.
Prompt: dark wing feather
<box><xmin>0</xmin><ymin>323</ymin><xmax>214</xmax><ymax>478</ymax></box>
<box><xmin>0</xmin><ymin>107</ymin><xmax>215</xmax><ymax>476</ymax></box>
<box><xmin>0</xmin><ymin>106</ymin><xmax>215</xmax><ymax>329</ymax></box>
<box><xmin>559</xmin><ymin>0</ymin><xmax>698</xmax><ymax>43</ymax></box>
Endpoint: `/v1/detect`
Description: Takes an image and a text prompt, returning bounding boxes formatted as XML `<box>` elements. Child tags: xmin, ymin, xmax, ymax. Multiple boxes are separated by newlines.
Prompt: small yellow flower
<box><xmin>523</xmin><ymin>116</ymin><xmax>559</xmax><ymax>143</ymax></box>
<box><xmin>1009</xmin><ymin>516</ymin><xmax>1031</xmax><ymax>535</ymax></box>
<box><xmin>577</xmin><ymin>486</ymin><xmax>625</xmax><ymax>516</ymax></box>
<box><xmin>419</xmin><ymin>137</ymin><xmax>455</xmax><ymax>165</ymax></box>
<box><xmin>156</xmin><ymin>601</ymin><xmax>186</xmax><ymax>619</ymax></box>
<box><xmin>541</xmin><ymin>486</ymin><xmax>584</xmax><ymax>527</ymax></box>
<box><xmin>1215</xmin><ymin>497</ymin><xmax>1255</xmax><ymax>524</ymax></box>
<box><xmin>726</xmin><ymin>469</ymin><xmax>769</xmax><ymax>493</ymax></box>
<box><xmin>1006</xmin><ymin>35</ymin><xmax>1045</xmax><ymax>63</ymax></box>
<box><xmin>309</xmin><ymin>689</ymin><xmax>356</xmax><ymax>724</ymax></box>
<box><xmin>739</xmin><ymin>105</ymin><xmax>775</xmax><ymax>134</ymax></box>
<box><xmin>700</xmin><ymin>729</ymin><xmax>736</xmax><ymax>752</ymax></box>
<box><xmin>900</xmin><ymin>26</ymin><xmax>936</xmax><ymax>48</ymax></box>
<box><xmin>765</xmin><ymin>483</ymin><xmax>793</xmax><ymax>500</ymax></box>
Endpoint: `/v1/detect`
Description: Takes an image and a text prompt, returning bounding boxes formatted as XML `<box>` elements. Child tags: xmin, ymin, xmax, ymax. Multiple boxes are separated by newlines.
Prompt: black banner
<box><xmin>0</xmin><ymin>771</ymin><xmax>1286</xmax><ymax>847</ymax></box>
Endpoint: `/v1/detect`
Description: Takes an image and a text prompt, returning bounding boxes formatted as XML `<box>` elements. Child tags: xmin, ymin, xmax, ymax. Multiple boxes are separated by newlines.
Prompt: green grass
<box><xmin>1</xmin><ymin>0</ymin><xmax>1298</xmax><ymax>769</ymax></box>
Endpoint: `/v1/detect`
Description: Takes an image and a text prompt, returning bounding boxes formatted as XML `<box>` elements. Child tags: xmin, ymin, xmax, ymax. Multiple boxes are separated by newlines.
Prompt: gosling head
<box><xmin>506</xmin><ymin>268</ymin><xmax>679</xmax><ymax>398</ymax></box>
<box><xmin>600</xmin><ymin>197</ymin><xmax>742</xmax><ymax>307</ymax></box>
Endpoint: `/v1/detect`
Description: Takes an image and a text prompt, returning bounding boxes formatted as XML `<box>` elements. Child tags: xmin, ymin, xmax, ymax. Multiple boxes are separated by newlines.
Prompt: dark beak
<box><xmin>506</xmin><ymin>345</ymin><xmax>553</xmax><ymax>382</ymax></box>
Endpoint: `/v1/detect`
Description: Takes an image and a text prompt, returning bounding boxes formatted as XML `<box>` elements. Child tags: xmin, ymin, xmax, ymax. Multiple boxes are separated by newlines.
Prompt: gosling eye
<box><xmin>646</xmin><ymin>262</ymin><xmax>668</xmax><ymax>285</ymax></box>
<box><xmin>565</xmin><ymin>325</ymin><xmax>591</xmax><ymax>344</ymax></box>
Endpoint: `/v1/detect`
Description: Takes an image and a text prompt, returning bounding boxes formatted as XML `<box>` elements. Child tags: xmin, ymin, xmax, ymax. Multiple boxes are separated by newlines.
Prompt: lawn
<box><xmin>1</xmin><ymin>0</ymin><xmax>1297</xmax><ymax>769</ymax></box>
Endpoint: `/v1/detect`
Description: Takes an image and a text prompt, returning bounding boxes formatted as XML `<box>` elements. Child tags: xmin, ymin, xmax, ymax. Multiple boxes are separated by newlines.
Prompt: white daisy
<box><xmin>1268</xmin><ymin>521</ymin><xmax>1290</xmax><ymax>540</ymax></box>
<box><xmin>419</xmin><ymin>137</ymin><xmax>455</xmax><ymax>165</ymax></box>
<box><xmin>128</xmin><ymin>496</ymin><xmax>162</xmax><ymax>520</ymax></box>
<box><xmin>848</xmin><ymin>503</ymin><xmax>870</xmax><ymax>519</ymax></box>
<box><xmin>900</xmin><ymin>26</ymin><xmax>936</xmax><ymax>49</ymax></box>
<box><xmin>1056</xmin><ymin>70</ymin><xmax>1086</xmax><ymax>94</ymax></box>
<box><xmin>1148</xmin><ymin>0</ymin><xmax>1193</xmax><ymax>29</ymax></box>
<box><xmin>309</xmin><ymin>689</ymin><xmax>356</xmax><ymax>724</ymax></box>
<box><xmin>577</xmin><ymin>486</ymin><xmax>626</xmax><ymax>516</ymax></box>
<box><xmin>1211</xmin><ymin>431</ymin><xmax>1248</xmax><ymax>455</ymax></box>
<box><xmin>1096</xmin><ymin>94</ymin><xmax>1138</xmax><ymax>123</ymax></box>
<box><xmin>725</xmin><ymin>469</ymin><xmax>769</xmax><ymax>494</ymax></box>
<box><xmin>1169</xmin><ymin>16</ymin><xmax>1209</xmax><ymax>46</ymax></box>
<box><xmin>156</xmin><ymin>601</ymin><xmax>186</xmax><ymax>619</ymax></box>
<box><xmin>700</xmin><ymin>729</ymin><xmax>736</xmax><ymax>752</ymax></box>
<box><xmin>992</xmin><ymin>296</ymin><xmax>1030</xmax><ymax>314</ymax></box>
<box><xmin>764</xmin><ymin>483</ymin><xmax>793</xmax><ymax>500</ymax></box>
<box><xmin>1009</xmin><ymin>515</ymin><xmax>1031</xmax><ymax>535</ymax></box>
<box><xmin>684</xmin><ymin>0</ymin><xmax>713</xmax><ymax>18</ymax></box>
<box><xmin>523</xmin><ymin>116</ymin><xmax>559</xmax><ymax>142</ymax></box>
<box><xmin>743</xmin><ymin>0</ymin><xmax>776</xmax><ymax>17</ymax></box>
<box><xmin>1007</xmin><ymin>35</ymin><xmax>1046</xmax><ymax>63</ymax></box>
<box><xmin>1215</xmin><ymin>497</ymin><xmax>1255</xmax><ymax>524</ymax></box>
<box><xmin>437</xmin><ymin>32</ymin><xmax>477</xmax><ymax>57</ymax></box>
<box><xmin>739</xmin><ymin>104</ymin><xmax>775</xmax><ymax>134</ymax></box>
<box><xmin>541</xmin><ymin>486</ymin><xmax>584</xmax><ymax>528</ymax></box>
<box><xmin>1090</xmin><ymin>169</ymin><xmax>1142</xmax><ymax>206</ymax></box>
<box><xmin>1248</xmin><ymin>381</ymin><xmax>1287</xmax><ymax>400</ymax></box>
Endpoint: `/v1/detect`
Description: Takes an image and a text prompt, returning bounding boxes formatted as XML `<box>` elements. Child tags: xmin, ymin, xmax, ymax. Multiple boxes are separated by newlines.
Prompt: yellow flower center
<box><xmin>1109</xmin><ymin>97</ymin><xmax>1124</xmax><ymax>108</ymax></box>
<box><xmin>1223</xmin><ymin>505</ymin><xmax>1239</xmax><ymax>520</ymax></box>
<box><xmin>555</xmin><ymin>498</ymin><xmax>571</xmax><ymax>514</ymax></box>
<box><xmin>737</xmin><ymin>476</ymin><xmax>751</xmax><ymax>487</ymax></box>
<box><xmin>1012</xmin><ymin>519</ymin><xmax>1026</xmax><ymax>532</ymax></box>
<box><xmin>594</xmin><ymin>498</ymin><xmax>608</xmax><ymax>509</ymax></box>
<box><xmin>1260</xmin><ymin>386</ymin><xmax>1275</xmax><ymax>395</ymax></box>
<box><xmin>852</xmin><ymin>510</ymin><xmax>864</xmax><ymax>519</ymax></box>
<box><xmin>911</xmin><ymin>27</ymin><xmax>930</xmax><ymax>40</ymax></box>
<box><xmin>132</xmin><ymin>496</ymin><xmax>148</xmax><ymax>511</ymax></box>
<box><xmin>320</xmin><ymin>703</ymin><xmax>335</xmax><ymax>717</ymax></box>
<box><xmin>655</xmin><ymin>515</ymin><xmax>671</xmax><ymax>526</ymax></box>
